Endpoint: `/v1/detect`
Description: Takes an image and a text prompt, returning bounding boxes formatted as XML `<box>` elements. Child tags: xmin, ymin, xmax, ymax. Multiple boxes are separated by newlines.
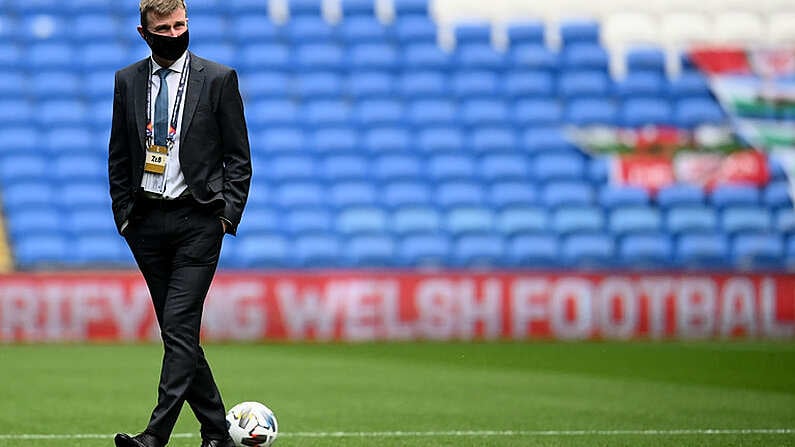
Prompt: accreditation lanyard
<box><xmin>145</xmin><ymin>53</ymin><xmax>190</xmax><ymax>149</ymax></box>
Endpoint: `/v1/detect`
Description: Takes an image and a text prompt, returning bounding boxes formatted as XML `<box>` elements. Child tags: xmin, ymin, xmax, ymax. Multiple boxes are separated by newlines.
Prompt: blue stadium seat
<box><xmin>84</xmin><ymin>70</ymin><xmax>116</xmax><ymax>100</ymax></box>
<box><xmin>15</xmin><ymin>235</ymin><xmax>69</xmax><ymax>268</ymax></box>
<box><xmin>230</xmin><ymin>15</ymin><xmax>280</xmax><ymax>43</ymax></box>
<box><xmin>0</xmin><ymin>99</ymin><xmax>33</xmax><ymax>126</ymax></box>
<box><xmin>345</xmin><ymin>235</ymin><xmax>396</xmax><ymax>267</ymax></box>
<box><xmin>456</xmin><ymin>45</ymin><xmax>506</xmax><ymax>71</ymax></box>
<box><xmin>608</xmin><ymin>206</ymin><xmax>662</xmax><ymax>236</ymax></box>
<box><xmin>674</xmin><ymin>98</ymin><xmax>725</xmax><ymax>128</ymax></box>
<box><xmin>66</xmin><ymin>208</ymin><xmax>118</xmax><ymax>238</ymax></box>
<box><xmin>236</xmin><ymin>234</ymin><xmax>290</xmax><ymax>268</ymax></box>
<box><xmin>45</xmin><ymin>127</ymin><xmax>94</xmax><ymax>155</ymax></box>
<box><xmin>454</xmin><ymin>21</ymin><xmax>492</xmax><ymax>46</ymax></box>
<box><xmin>561</xmin><ymin>234</ymin><xmax>615</xmax><ymax>268</ymax></box>
<box><xmin>347</xmin><ymin>72</ymin><xmax>396</xmax><ymax>99</ymax></box>
<box><xmin>508</xmin><ymin>233</ymin><xmax>559</xmax><ymax>267</ymax></box>
<box><xmin>336</xmin><ymin>206</ymin><xmax>388</xmax><ymax>236</ymax></box>
<box><xmin>666</xmin><ymin>206</ymin><xmax>717</xmax><ymax>235</ymax></box>
<box><xmin>668</xmin><ymin>71</ymin><xmax>712</xmax><ymax>99</ymax></box>
<box><xmin>310</xmin><ymin>127</ymin><xmax>359</xmax><ymax>154</ymax></box>
<box><xmin>249</xmin><ymin>99</ymin><xmax>299</xmax><ymax>127</ymax></box>
<box><xmin>395</xmin><ymin>17</ymin><xmax>437</xmax><ymax>44</ymax></box>
<box><xmin>0</xmin><ymin>43</ymin><xmax>21</xmax><ymax>69</ymax></box>
<box><xmin>496</xmin><ymin>206</ymin><xmax>547</xmax><ymax>235</ymax></box>
<box><xmin>676</xmin><ymin>234</ymin><xmax>730</xmax><ymax>268</ymax></box>
<box><xmin>294</xmin><ymin>43</ymin><xmax>344</xmax><ymax>71</ymax></box>
<box><xmin>615</xmin><ymin>71</ymin><xmax>666</xmax><ymax>99</ymax></box>
<box><xmin>38</xmin><ymin>100</ymin><xmax>88</xmax><ymax>127</ymax></box>
<box><xmin>506</xmin><ymin>21</ymin><xmax>545</xmax><ymax>47</ymax></box>
<box><xmin>392</xmin><ymin>207</ymin><xmax>441</xmax><ymax>235</ymax></box>
<box><xmin>626</xmin><ymin>48</ymin><xmax>666</xmax><ymax>73</ymax></box>
<box><xmin>0</xmin><ymin>155</ymin><xmax>48</xmax><ymax>184</ymax></box>
<box><xmin>302</xmin><ymin>100</ymin><xmax>352</xmax><ymax>127</ymax></box>
<box><xmin>353</xmin><ymin>100</ymin><xmax>404</xmax><ymax>127</ymax></box>
<box><xmin>428</xmin><ymin>154</ymin><xmax>477</xmax><ymax>181</ymax></box>
<box><xmin>6</xmin><ymin>209</ymin><xmax>61</xmax><ymax>239</ymax></box>
<box><xmin>0</xmin><ymin>71</ymin><xmax>26</xmax><ymax>97</ymax></box>
<box><xmin>66</xmin><ymin>0</ymin><xmax>115</xmax><ymax>14</ymax></box>
<box><xmin>416</xmin><ymin>127</ymin><xmax>463</xmax><ymax>154</ymax></box>
<box><xmin>768</xmin><ymin>157</ymin><xmax>787</xmax><ymax>182</ymax></box>
<box><xmin>53</xmin><ymin>155</ymin><xmax>106</xmax><ymax>183</ymax></box>
<box><xmin>445</xmin><ymin>207</ymin><xmax>494</xmax><ymax>236</ymax></box>
<box><xmin>284</xmin><ymin>208</ymin><xmax>333</xmax><ymax>235</ymax></box>
<box><xmin>435</xmin><ymin>181</ymin><xmax>486</xmax><ymax>208</ymax></box>
<box><xmin>407</xmin><ymin>99</ymin><xmax>457</xmax><ymax>126</ymax></box>
<box><xmin>461</xmin><ymin>99</ymin><xmax>510</xmax><ymax>126</ymax></box>
<box><xmin>341</xmin><ymin>21</ymin><xmax>389</xmax><ymax>46</ymax></box>
<box><xmin>489</xmin><ymin>182</ymin><xmax>538</xmax><ymax>208</ymax></box>
<box><xmin>398</xmin><ymin>70</ymin><xmax>449</xmax><ymax>98</ymax></box>
<box><xmin>398</xmin><ymin>233</ymin><xmax>450</xmax><ymax>266</ymax></box>
<box><xmin>552</xmin><ymin>206</ymin><xmax>605</xmax><ymax>235</ymax></box>
<box><xmin>383</xmin><ymin>182</ymin><xmax>432</xmax><ymax>209</ymax></box>
<box><xmin>373</xmin><ymin>154</ymin><xmax>423</xmax><ymax>181</ymax></box>
<box><xmin>452</xmin><ymin>71</ymin><xmax>499</xmax><ymax>98</ymax></box>
<box><xmin>340</xmin><ymin>0</ymin><xmax>377</xmax><ymax>17</ymax></box>
<box><xmin>274</xmin><ymin>182</ymin><xmax>325</xmax><ymax>209</ymax></box>
<box><xmin>619</xmin><ymin>233</ymin><xmax>673</xmax><ymax>268</ymax></box>
<box><xmin>721</xmin><ymin>206</ymin><xmax>772</xmax><ymax>234</ymax></box>
<box><xmin>236</xmin><ymin>208</ymin><xmax>281</xmax><ymax>235</ymax></box>
<box><xmin>27</xmin><ymin>44</ymin><xmax>74</xmax><ymax>70</ymax></box>
<box><xmin>541</xmin><ymin>181</ymin><xmax>595</xmax><ymax>208</ymax></box>
<box><xmin>470</xmin><ymin>127</ymin><xmax>518</xmax><ymax>154</ymax></box>
<box><xmin>504</xmin><ymin>71</ymin><xmax>555</xmax><ymax>98</ymax></box>
<box><xmin>240</xmin><ymin>44</ymin><xmax>291</xmax><ymax>72</ymax></box>
<box><xmin>514</xmin><ymin>99</ymin><xmax>562</xmax><ymax>127</ymax></box>
<box><xmin>598</xmin><ymin>186</ymin><xmax>650</xmax><ymax>209</ymax></box>
<box><xmin>294</xmin><ymin>72</ymin><xmax>343</xmax><ymax>99</ymax></box>
<box><xmin>510</xmin><ymin>44</ymin><xmax>559</xmax><ymax>71</ymax></box>
<box><xmin>453</xmin><ymin>233</ymin><xmax>505</xmax><ymax>267</ymax></box>
<box><xmin>588</xmin><ymin>157</ymin><xmax>609</xmax><ymax>184</ymax></box>
<box><xmin>562</xmin><ymin>43</ymin><xmax>609</xmax><ymax>71</ymax></box>
<box><xmin>74</xmin><ymin>236</ymin><xmax>129</xmax><ymax>266</ymax></box>
<box><xmin>257</xmin><ymin>127</ymin><xmax>305</xmax><ymax>155</ymax></box>
<box><xmin>30</xmin><ymin>71</ymin><xmax>80</xmax><ymax>98</ymax></box>
<box><xmin>621</xmin><ymin>98</ymin><xmax>672</xmax><ymax>127</ymax></box>
<box><xmin>58</xmin><ymin>181</ymin><xmax>108</xmax><ymax>211</ymax></box>
<box><xmin>293</xmin><ymin>233</ymin><xmax>342</xmax><ymax>267</ymax></box>
<box><xmin>186</xmin><ymin>14</ymin><xmax>228</xmax><ymax>43</ymax></box>
<box><xmin>481</xmin><ymin>153</ymin><xmax>531</xmax><ymax>182</ymax></box>
<box><xmin>363</xmin><ymin>127</ymin><xmax>411</xmax><ymax>154</ymax></box>
<box><xmin>559</xmin><ymin>70</ymin><xmax>610</xmax><ymax>99</ymax></box>
<box><xmin>559</xmin><ymin>19</ymin><xmax>600</xmax><ymax>46</ymax></box>
<box><xmin>349</xmin><ymin>44</ymin><xmax>400</xmax><ymax>71</ymax></box>
<box><xmin>565</xmin><ymin>99</ymin><xmax>618</xmax><ymax>126</ymax></box>
<box><xmin>320</xmin><ymin>155</ymin><xmax>370</xmax><ymax>182</ymax></box>
<box><xmin>763</xmin><ymin>181</ymin><xmax>792</xmax><ymax>209</ymax></box>
<box><xmin>79</xmin><ymin>43</ymin><xmax>128</xmax><ymax>70</ymax></box>
<box><xmin>787</xmin><ymin>236</ymin><xmax>795</xmax><ymax>267</ymax></box>
<box><xmin>533</xmin><ymin>153</ymin><xmax>586</xmax><ymax>182</ymax></box>
<box><xmin>710</xmin><ymin>185</ymin><xmax>761</xmax><ymax>208</ymax></box>
<box><xmin>1</xmin><ymin>182</ymin><xmax>54</xmax><ymax>211</ymax></box>
<box><xmin>656</xmin><ymin>184</ymin><xmax>705</xmax><ymax>208</ymax></box>
<box><xmin>329</xmin><ymin>182</ymin><xmax>378</xmax><ymax>208</ymax></box>
<box><xmin>270</xmin><ymin>156</ymin><xmax>317</xmax><ymax>183</ymax></box>
<box><xmin>393</xmin><ymin>0</ymin><xmax>430</xmax><ymax>18</ymax></box>
<box><xmin>288</xmin><ymin>0</ymin><xmax>324</xmax><ymax>18</ymax></box>
<box><xmin>733</xmin><ymin>234</ymin><xmax>784</xmax><ymax>270</ymax></box>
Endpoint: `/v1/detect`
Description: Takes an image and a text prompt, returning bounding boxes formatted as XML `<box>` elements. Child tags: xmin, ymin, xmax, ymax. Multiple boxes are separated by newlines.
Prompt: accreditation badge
<box><xmin>142</xmin><ymin>145</ymin><xmax>168</xmax><ymax>193</ymax></box>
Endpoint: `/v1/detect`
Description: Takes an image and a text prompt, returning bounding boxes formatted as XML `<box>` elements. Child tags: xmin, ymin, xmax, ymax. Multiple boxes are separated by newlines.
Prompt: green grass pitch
<box><xmin>0</xmin><ymin>341</ymin><xmax>793</xmax><ymax>446</ymax></box>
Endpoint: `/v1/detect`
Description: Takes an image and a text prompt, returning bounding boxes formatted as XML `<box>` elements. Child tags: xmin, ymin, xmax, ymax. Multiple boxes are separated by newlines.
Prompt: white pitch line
<box><xmin>0</xmin><ymin>428</ymin><xmax>793</xmax><ymax>440</ymax></box>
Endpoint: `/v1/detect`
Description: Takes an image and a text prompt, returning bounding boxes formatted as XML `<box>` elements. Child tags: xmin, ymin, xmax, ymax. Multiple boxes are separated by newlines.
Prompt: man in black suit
<box><xmin>108</xmin><ymin>1</ymin><xmax>251</xmax><ymax>446</ymax></box>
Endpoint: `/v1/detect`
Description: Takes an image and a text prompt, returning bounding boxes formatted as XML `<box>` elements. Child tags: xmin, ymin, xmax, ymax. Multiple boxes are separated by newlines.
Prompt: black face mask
<box><xmin>142</xmin><ymin>27</ymin><xmax>189</xmax><ymax>62</ymax></box>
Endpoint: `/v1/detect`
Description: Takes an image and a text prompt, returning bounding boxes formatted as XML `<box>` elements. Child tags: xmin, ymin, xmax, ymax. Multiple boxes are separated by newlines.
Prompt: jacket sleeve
<box><xmin>217</xmin><ymin>68</ymin><xmax>252</xmax><ymax>236</ymax></box>
<box><xmin>108</xmin><ymin>71</ymin><xmax>134</xmax><ymax>234</ymax></box>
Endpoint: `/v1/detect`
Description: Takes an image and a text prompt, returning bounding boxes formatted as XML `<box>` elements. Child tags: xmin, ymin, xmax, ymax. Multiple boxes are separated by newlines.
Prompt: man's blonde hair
<box><xmin>139</xmin><ymin>0</ymin><xmax>187</xmax><ymax>28</ymax></box>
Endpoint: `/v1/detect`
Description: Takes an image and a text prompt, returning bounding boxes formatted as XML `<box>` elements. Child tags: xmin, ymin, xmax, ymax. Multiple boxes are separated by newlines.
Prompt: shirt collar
<box><xmin>150</xmin><ymin>51</ymin><xmax>188</xmax><ymax>75</ymax></box>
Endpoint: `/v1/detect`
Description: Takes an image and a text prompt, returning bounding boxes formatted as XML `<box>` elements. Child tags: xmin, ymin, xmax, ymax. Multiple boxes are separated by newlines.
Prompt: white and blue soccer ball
<box><xmin>226</xmin><ymin>401</ymin><xmax>279</xmax><ymax>447</ymax></box>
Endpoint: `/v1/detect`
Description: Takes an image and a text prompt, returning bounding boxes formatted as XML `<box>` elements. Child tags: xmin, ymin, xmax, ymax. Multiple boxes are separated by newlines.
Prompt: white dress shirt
<box><xmin>144</xmin><ymin>51</ymin><xmax>189</xmax><ymax>199</ymax></box>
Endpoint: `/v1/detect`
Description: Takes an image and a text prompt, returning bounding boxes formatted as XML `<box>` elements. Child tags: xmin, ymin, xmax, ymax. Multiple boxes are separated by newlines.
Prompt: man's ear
<box><xmin>137</xmin><ymin>25</ymin><xmax>145</xmax><ymax>39</ymax></box>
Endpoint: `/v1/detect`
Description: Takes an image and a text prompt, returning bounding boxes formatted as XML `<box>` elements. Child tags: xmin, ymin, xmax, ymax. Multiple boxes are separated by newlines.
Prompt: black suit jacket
<box><xmin>108</xmin><ymin>51</ymin><xmax>251</xmax><ymax>236</ymax></box>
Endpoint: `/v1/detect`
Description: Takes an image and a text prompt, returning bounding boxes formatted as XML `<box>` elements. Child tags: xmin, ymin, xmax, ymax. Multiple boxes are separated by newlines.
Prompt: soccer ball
<box><xmin>226</xmin><ymin>401</ymin><xmax>279</xmax><ymax>447</ymax></box>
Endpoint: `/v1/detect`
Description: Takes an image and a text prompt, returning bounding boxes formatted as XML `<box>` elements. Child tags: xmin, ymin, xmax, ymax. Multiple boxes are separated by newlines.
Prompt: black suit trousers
<box><xmin>124</xmin><ymin>198</ymin><xmax>228</xmax><ymax>442</ymax></box>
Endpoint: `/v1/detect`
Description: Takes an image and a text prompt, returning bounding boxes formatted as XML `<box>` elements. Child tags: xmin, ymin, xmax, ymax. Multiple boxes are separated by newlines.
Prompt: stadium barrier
<box><xmin>0</xmin><ymin>271</ymin><xmax>793</xmax><ymax>342</ymax></box>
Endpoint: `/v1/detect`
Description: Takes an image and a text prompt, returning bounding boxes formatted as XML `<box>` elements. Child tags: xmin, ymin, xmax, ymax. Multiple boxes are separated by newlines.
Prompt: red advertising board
<box><xmin>0</xmin><ymin>271</ymin><xmax>793</xmax><ymax>342</ymax></box>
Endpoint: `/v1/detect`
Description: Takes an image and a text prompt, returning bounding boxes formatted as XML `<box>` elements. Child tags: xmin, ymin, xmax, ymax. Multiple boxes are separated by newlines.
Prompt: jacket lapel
<box><xmin>133</xmin><ymin>59</ymin><xmax>149</xmax><ymax>153</ymax></box>
<box><xmin>180</xmin><ymin>52</ymin><xmax>205</xmax><ymax>141</ymax></box>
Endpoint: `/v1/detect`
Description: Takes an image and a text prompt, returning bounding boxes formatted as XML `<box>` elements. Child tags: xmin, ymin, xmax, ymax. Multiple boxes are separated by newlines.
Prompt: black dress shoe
<box><xmin>114</xmin><ymin>432</ymin><xmax>163</xmax><ymax>447</ymax></box>
<box><xmin>200</xmin><ymin>437</ymin><xmax>235</xmax><ymax>447</ymax></box>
